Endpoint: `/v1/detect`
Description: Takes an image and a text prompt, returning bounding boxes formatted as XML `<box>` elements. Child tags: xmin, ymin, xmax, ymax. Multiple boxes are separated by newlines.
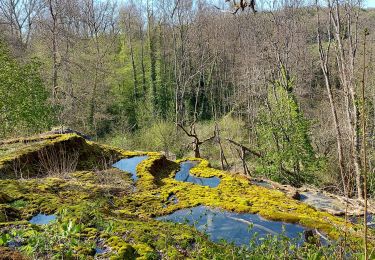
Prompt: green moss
<box><xmin>117</xmin><ymin>244</ymin><xmax>138</xmax><ymax>259</ymax></box>
<box><xmin>0</xmin><ymin>134</ymin><xmax>371</xmax><ymax>257</ymax></box>
<box><xmin>120</xmin><ymin>156</ymin><xmax>362</xmax><ymax>244</ymax></box>
<box><xmin>0</xmin><ymin>134</ymin><xmax>123</xmax><ymax>178</ymax></box>
<box><xmin>10</xmin><ymin>199</ymin><xmax>27</xmax><ymax>209</ymax></box>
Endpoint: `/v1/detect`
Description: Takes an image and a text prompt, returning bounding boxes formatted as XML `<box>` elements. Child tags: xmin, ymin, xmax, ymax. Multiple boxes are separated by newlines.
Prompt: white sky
<box><xmin>115</xmin><ymin>0</ymin><xmax>375</xmax><ymax>9</ymax></box>
<box><xmin>366</xmin><ymin>0</ymin><xmax>375</xmax><ymax>7</ymax></box>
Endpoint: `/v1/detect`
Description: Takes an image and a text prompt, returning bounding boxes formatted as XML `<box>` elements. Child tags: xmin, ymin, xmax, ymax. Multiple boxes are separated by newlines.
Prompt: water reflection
<box><xmin>112</xmin><ymin>156</ymin><xmax>149</xmax><ymax>181</ymax></box>
<box><xmin>175</xmin><ymin>161</ymin><xmax>221</xmax><ymax>188</ymax></box>
<box><xmin>156</xmin><ymin>205</ymin><xmax>306</xmax><ymax>246</ymax></box>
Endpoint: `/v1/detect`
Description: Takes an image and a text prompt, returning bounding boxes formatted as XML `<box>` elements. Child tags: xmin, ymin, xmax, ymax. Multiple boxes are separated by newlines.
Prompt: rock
<box><xmin>298</xmin><ymin>186</ymin><xmax>375</xmax><ymax>216</ymax></box>
<box><xmin>291</xmin><ymin>191</ymin><xmax>300</xmax><ymax>200</ymax></box>
<box><xmin>159</xmin><ymin>151</ymin><xmax>176</xmax><ymax>160</ymax></box>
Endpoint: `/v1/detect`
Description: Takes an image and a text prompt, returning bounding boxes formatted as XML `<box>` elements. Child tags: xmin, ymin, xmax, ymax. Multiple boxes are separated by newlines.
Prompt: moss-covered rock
<box><xmin>0</xmin><ymin>134</ymin><xmax>125</xmax><ymax>178</ymax></box>
<box><xmin>0</xmin><ymin>133</ymin><xmax>372</xmax><ymax>258</ymax></box>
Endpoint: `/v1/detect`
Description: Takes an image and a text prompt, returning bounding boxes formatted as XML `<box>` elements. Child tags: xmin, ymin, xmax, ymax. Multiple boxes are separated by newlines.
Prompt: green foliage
<box><xmin>0</xmin><ymin>41</ymin><xmax>54</xmax><ymax>138</ymax></box>
<box><xmin>256</xmin><ymin>69</ymin><xmax>321</xmax><ymax>186</ymax></box>
<box><xmin>136</xmin><ymin>120</ymin><xmax>181</xmax><ymax>153</ymax></box>
<box><xmin>19</xmin><ymin>219</ymin><xmax>95</xmax><ymax>259</ymax></box>
<box><xmin>0</xmin><ymin>232</ymin><xmax>11</xmax><ymax>246</ymax></box>
<box><xmin>245</xmin><ymin>231</ymin><xmax>365</xmax><ymax>259</ymax></box>
<box><xmin>107</xmin><ymin>120</ymin><xmax>187</xmax><ymax>158</ymax></box>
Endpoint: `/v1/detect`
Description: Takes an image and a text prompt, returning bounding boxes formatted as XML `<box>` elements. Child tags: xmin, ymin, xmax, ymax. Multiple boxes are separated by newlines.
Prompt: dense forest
<box><xmin>3</xmin><ymin>0</ymin><xmax>375</xmax><ymax>196</ymax></box>
<box><xmin>2</xmin><ymin>0</ymin><xmax>375</xmax><ymax>258</ymax></box>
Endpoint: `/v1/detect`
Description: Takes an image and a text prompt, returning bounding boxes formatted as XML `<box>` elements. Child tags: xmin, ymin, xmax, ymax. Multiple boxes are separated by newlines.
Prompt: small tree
<box><xmin>256</xmin><ymin>68</ymin><xmax>318</xmax><ymax>186</ymax></box>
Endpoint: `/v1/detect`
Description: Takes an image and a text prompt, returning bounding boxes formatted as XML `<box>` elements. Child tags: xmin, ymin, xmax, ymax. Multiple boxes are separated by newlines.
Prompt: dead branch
<box><xmin>177</xmin><ymin>123</ymin><xmax>215</xmax><ymax>158</ymax></box>
<box><xmin>225</xmin><ymin>138</ymin><xmax>262</xmax><ymax>157</ymax></box>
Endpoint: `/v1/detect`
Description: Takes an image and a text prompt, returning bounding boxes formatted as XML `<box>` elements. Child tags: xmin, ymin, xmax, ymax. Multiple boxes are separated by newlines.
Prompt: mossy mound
<box><xmin>119</xmin><ymin>157</ymin><xmax>362</xmax><ymax>240</ymax></box>
<box><xmin>0</xmin><ymin>134</ymin><xmax>372</xmax><ymax>258</ymax></box>
<box><xmin>0</xmin><ymin>134</ymin><xmax>143</xmax><ymax>178</ymax></box>
<box><xmin>0</xmin><ymin>165</ymin><xmax>245</xmax><ymax>258</ymax></box>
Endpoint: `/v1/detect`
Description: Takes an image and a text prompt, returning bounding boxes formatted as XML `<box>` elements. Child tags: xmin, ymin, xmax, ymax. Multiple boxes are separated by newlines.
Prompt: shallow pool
<box><xmin>112</xmin><ymin>156</ymin><xmax>149</xmax><ymax>181</ymax></box>
<box><xmin>175</xmin><ymin>161</ymin><xmax>221</xmax><ymax>188</ymax></box>
<box><xmin>156</xmin><ymin>205</ymin><xmax>306</xmax><ymax>246</ymax></box>
<box><xmin>29</xmin><ymin>214</ymin><xmax>57</xmax><ymax>225</ymax></box>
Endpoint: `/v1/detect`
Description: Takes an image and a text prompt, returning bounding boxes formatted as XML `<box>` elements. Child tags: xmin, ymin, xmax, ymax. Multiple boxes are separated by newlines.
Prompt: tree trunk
<box><xmin>147</xmin><ymin>7</ymin><xmax>157</xmax><ymax>115</ymax></box>
<box><xmin>316</xmin><ymin>4</ymin><xmax>347</xmax><ymax>196</ymax></box>
<box><xmin>49</xmin><ymin>0</ymin><xmax>59</xmax><ymax>104</ymax></box>
<box><xmin>126</xmin><ymin>14</ymin><xmax>138</xmax><ymax>101</ymax></box>
<box><xmin>331</xmin><ymin>2</ymin><xmax>362</xmax><ymax>199</ymax></box>
<box><xmin>361</xmin><ymin>29</ymin><xmax>369</xmax><ymax>260</ymax></box>
<box><xmin>193</xmin><ymin>140</ymin><xmax>200</xmax><ymax>158</ymax></box>
<box><xmin>140</xmin><ymin>24</ymin><xmax>147</xmax><ymax>99</ymax></box>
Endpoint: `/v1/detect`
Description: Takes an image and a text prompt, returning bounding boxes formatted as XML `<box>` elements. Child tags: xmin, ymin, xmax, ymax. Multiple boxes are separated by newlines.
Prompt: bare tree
<box><xmin>316</xmin><ymin>1</ymin><xmax>347</xmax><ymax>196</ymax></box>
<box><xmin>177</xmin><ymin>121</ymin><xmax>215</xmax><ymax>158</ymax></box>
<box><xmin>44</xmin><ymin>0</ymin><xmax>60</xmax><ymax>103</ymax></box>
<box><xmin>226</xmin><ymin>138</ymin><xmax>262</xmax><ymax>175</ymax></box>
<box><xmin>122</xmin><ymin>2</ymin><xmax>139</xmax><ymax>101</ymax></box>
<box><xmin>81</xmin><ymin>0</ymin><xmax>118</xmax><ymax>134</ymax></box>
<box><xmin>361</xmin><ymin>27</ymin><xmax>369</xmax><ymax>260</ymax></box>
<box><xmin>215</xmin><ymin>122</ymin><xmax>229</xmax><ymax>170</ymax></box>
<box><xmin>331</xmin><ymin>0</ymin><xmax>362</xmax><ymax>199</ymax></box>
<box><xmin>0</xmin><ymin>0</ymin><xmax>43</xmax><ymax>47</ymax></box>
<box><xmin>217</xmin><ymin>0</ymin><xmax>257</xmax><ymax>14</ymax></box>
<box><xmin>147</xmin><ymin>0</ymin><xmax>158</xmax><ymax>115</ymax></box>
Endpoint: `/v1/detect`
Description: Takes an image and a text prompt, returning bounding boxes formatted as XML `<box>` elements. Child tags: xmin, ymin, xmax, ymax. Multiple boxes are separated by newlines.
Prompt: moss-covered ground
<box><xmin>0</xmin><ymin>134</ymin><xmax>372</xmax><ymax>259</ymax></box>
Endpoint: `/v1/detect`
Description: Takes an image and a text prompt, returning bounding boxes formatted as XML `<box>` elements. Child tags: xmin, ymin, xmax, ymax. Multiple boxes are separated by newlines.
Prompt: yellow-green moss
<box><xmin>176</xmin><ymin>158</ymin><xmax>226</xmax><ymax>178</ymax></box>
<box><xmin>123</xmin><ymin>156</ymin><xmax>363</xmax><ymax>244</ymax></box>
<box><xmin>0</xmin><ymin>134</ymin><xmax>371</xmax><ymax>257</ymax></box>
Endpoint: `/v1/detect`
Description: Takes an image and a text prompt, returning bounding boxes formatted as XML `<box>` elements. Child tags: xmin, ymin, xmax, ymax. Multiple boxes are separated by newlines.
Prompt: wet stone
<box><xmin>252</xmin><ymin>180</ymin><xmax>273</xmax><ymax>189</ymax></box>
<box><xmin>299</xmin><ymin>191</ymin><xmax>344</xmax><ymax>214</ymax></box>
